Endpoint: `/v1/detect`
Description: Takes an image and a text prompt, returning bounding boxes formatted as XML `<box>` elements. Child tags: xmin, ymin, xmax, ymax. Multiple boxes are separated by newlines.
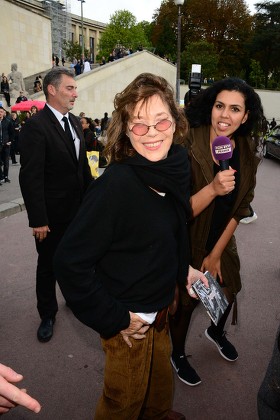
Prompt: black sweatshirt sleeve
<box><xmin>54</xmin><ymin>171</ymin><xmax>130</xmax><ymax>338</ymax></box>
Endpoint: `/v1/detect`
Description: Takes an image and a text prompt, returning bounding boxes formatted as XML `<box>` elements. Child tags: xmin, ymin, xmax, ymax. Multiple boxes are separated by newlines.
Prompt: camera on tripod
<box><xmin>184</xmin><ymin>64</ymin><xmax>203</xmax><ymax>107</ymax></box>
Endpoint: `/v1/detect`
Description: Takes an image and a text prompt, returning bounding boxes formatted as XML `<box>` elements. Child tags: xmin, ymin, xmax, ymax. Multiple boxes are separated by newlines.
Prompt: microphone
<box><xmin>212</xmin><ymin>136</ymin><xmax>233</xmax><ymax>170</ymax></box>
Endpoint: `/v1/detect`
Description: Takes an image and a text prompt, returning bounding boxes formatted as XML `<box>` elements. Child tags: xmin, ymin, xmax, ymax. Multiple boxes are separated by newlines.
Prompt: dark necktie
<box><xmin>62</xmin><ymin>116</ymin><xmax>73</xmax><ymax>143</ymax></box>
<box><xmin>62</xmin><ymin>116</ymin><xmax>76</xmax><ymax>157</ymax></box>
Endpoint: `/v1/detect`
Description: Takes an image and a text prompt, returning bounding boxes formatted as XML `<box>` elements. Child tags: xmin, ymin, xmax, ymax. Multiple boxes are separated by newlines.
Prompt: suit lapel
<box><xmin>69</xmin><ymin>114</ymin><xmax>87</xmax><ymax>166</ymax></box>
<box><xmin>43</xmin><ymin>106</ymin><xmax>77</xmax><ymax>162</ymax></box>
<box><xmin>43</xmin><ymin>106</ymin><xmax>85</xmax><ymax>164</ymax></box>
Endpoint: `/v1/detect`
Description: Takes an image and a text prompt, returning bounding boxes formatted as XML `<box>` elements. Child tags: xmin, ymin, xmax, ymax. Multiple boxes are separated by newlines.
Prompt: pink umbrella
<box><xmin>11</xmin><ymin>100</ymin><xmax>46</xmax><ymax>112</ymax></box>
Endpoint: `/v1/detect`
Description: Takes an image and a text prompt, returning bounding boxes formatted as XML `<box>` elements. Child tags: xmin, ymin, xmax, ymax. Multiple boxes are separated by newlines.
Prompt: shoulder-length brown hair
<box><xmin>104</xmin><ymin>73</ymin><xmax>188</xmax><ymax>164</ymax></box>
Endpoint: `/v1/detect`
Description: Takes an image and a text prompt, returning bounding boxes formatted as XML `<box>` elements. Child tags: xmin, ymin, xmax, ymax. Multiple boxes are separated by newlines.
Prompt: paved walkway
<box><xmin>0</xmin><ymin>163</ymin><xmax>104</xmax><ymax>219</ymax></box>
<box><xmin>0</xmin><ymin>162</ymin><xmax>24</xmax><ymax>218</ymax></box>
<box><xmin>0</xmin><ymin>158</ymin><xmax>280</xmax><ymax>419</ymax></box>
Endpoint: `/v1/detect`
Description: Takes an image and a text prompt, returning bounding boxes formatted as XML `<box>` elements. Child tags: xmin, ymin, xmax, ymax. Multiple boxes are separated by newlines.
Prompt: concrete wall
<box><xmin>27</xmin><ymin>50</ymin><xmax>280</xmax><ymax>124</ymax></box>
<box><xmin>254</xmin><ymin>89</ymin><xmax>280</xmax><ymax>123</ymax></box>
<box><xmin>0</xmin><ymin>0</ymin><xmax>52</xmax><ymax>79</ymax></box>
<box><xmin>34</xmin><ymin>51</ymin><xmax>177</xmax><ymax>118</ymax></box>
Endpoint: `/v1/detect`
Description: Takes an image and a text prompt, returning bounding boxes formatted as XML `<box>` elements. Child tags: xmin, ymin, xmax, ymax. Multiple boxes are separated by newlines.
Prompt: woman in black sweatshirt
<box><xmin>54</xmin><ymin>73</ymin><xmax>207</xmax><ymax>420</ymax></box>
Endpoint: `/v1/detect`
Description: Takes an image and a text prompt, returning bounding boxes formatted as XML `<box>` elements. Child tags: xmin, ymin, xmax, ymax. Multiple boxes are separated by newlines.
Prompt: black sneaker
<box><xmin>205</xmin><ymin>327</ymin><xmax>238</xmax><ymax>362</ymax></box>
<box><xmin>4</xmin><ymin>178</ymin><xmax>11</xmax><ymax>183</ymax></box>
<box><xmin>171</xmin><ymin>354</ymin><xmax>201</xmax><ymax>386</ymax></box>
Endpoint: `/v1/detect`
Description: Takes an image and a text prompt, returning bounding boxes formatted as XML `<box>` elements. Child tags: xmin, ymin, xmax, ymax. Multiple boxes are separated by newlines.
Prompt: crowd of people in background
<box><xmin>51</xmin><ymin>44</ymin><xmax>146</xmax><ymax>74</ymax></box>
<box><xmin>0</xmin><ymin>105</ymin><xmax>109</xmax><ymax>187</ymax></box>
<box><xmin>103</xmin><ymin>44</ymin><xmax>143</xmax><ymax>65</ymax></box>
<box><xmin>0</xmin><ymin>67</ymin><xmax>111</xmax><ymax>186</ymax></box>
<box><xmin>0</xmin><ymin>60</ymin><xmax>114</xmax><ymax>183</ymax></box>
<box><xmin>0</xmin><ymin>104</ymin><xmax>40</xmax><ymax>185</ymax></box>
<box><xmin>68</xmin><ymin>57</ymin><xmax>93</xmax><ymax>76</ymax></box>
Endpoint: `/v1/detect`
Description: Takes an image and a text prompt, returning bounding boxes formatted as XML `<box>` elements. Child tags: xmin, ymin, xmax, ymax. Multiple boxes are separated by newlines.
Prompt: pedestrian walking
<box><xmin>19</xmin><ymin>67</ymin><xmax>92</xmax><ymax>343</ymax></box>
<box><xmin>0</xmin><ymin>106</ymin><xmax>14</xmax><ymax>184</ymax></box>
<box><xmin>169</xmin><ymin>77</ymin><xmax>264</xmax><ymax>386</ymax></box>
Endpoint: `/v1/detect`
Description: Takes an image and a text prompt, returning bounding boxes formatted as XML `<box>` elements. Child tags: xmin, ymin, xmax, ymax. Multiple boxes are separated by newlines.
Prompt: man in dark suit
<box><xmin>19</xmin><ymin>67</ymin><xmax>92</xmax><ymax>342</ymax></box>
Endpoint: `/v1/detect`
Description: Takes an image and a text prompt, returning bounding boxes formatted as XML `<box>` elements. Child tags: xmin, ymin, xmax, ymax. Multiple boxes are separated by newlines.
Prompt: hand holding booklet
<box><xmin>192</xmin><ymin>271</ymin><xmax>229</xmax><ymax>326</ymax></box>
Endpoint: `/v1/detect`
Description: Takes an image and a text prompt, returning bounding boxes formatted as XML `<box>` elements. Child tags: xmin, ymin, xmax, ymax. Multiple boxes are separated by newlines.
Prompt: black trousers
<box><xmin>10</xmin><ymin>140</ymin><xmax>17</xmax><ymax>163</ymax></box>
<box><xmin>35</xmin><ymin>223</ymin><xmax>69</xmax><ymax>320</ymax></box>
<box><xmin>0</xmin><ymin>145</ymin><xmax>10</xmax><ymax>179</ymax></box>
<box><xmin>3</xmin><ymin>92</ymin><xmax>11</xmax><ymax>107</ymax></box>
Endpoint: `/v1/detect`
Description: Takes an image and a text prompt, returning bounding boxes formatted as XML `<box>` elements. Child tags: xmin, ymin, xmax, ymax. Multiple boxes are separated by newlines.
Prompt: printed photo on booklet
<box><xmin>192</xmin><ymin>271</ymin><xmax>229</xmax><ymax>325</ymax></box>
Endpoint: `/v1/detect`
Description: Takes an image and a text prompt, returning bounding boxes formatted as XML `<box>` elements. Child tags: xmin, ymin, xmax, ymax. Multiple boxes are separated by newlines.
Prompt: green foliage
<box><xmin>249</xmin><ymin>1</ymin><xmax>280</xmax><ymax>88</ymax></box>
<box><xmin>18</xmin><ymin>112</ymin><xmax>28</xmax><ymax>124</ymax></box>
<box><xmin>153</xmin><ymin>17</ymin><xmax>176</xmax><ymax>59</ymax></box>
<box><xmin>249</xmin><ymin>59</ymin><xmax>265</xmax><ymax>88</ymax></box>
<box><xmin>97</xmin><ymin>10</ymin><xmax>152</xmax><ymax>61</ymax></box>
<box><xmin>181</xmin><ymin>41</ymin><xmax>219</xmax><ymax>82</ymax></box>
<box><xmin>268</xmin><ymin>68</ymin><xmax>280</xmax><ymax>90</ymax></box>
<box><xmin>90</xmin><ymin>1</ymin><xmax>280</xmax><ymax>90</ymax></box>
<box><xmin>63</xmin><ymin>40</ymin><xmax>89</xmax><ymax>61</ymax></box>
<box><xmin>140</xmin><ymin>20</ymin><xmax>154</xmax><ymax>41</ymax></box>
<box><xmin>151</xmin><ymin>0</ymin><xmax>254</xmax><ymax>80</ymax></box>
<box><xmin>151</xmin><ymin>1</ymin><xmax>177</xmax><ymax>59</ymax></box>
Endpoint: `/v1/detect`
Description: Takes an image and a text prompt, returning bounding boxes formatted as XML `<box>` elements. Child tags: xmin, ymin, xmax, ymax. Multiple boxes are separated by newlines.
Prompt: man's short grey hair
<box><xmin>43</xmin><ymin>67</ymin><xmax>75</xmax><ymax>99</ymax></box>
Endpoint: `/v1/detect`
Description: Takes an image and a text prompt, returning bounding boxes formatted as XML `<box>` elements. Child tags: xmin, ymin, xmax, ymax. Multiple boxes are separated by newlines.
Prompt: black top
<box><xmin>83</xmin><ymin>127</ymin><xmax>98</xmax><ymax>151</ymax></box>
<box><xmin>206</xmin><ymin>143</ymin><xmax>240</xmax><ymax>252</ymax></box>
<box><xmin>1</xmin><ymin>81</ymin><xmax>9</xmax><ymax>93</ymax></box>
<box><xmin>0</xmin><ymin>117</ymin><xmax>14</xmax><ymax>145</ymax></box>
<box><xmin>54</xmin><ymin>163</ymin><xmax>182</xmax><ymax>338</ymax></box>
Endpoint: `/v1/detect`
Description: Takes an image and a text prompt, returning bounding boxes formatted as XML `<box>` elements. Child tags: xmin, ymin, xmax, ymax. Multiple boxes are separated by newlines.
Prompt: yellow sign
<box><xmin>87</xmin><ymin>151</ymin><xmax>99</xmax><ymax>178</ymax></box>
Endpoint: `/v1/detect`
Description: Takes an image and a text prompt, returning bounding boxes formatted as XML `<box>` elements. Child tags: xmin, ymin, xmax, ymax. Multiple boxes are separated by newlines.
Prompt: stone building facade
<box><xmin>0</xmin><ymin>0</ymin><xmax>106</xmax><ymax>79</ymax></box>
<box><xmin>70</xmin><ymin>12</ymin><xmax>106</xmax><ymax>64</ymax></box>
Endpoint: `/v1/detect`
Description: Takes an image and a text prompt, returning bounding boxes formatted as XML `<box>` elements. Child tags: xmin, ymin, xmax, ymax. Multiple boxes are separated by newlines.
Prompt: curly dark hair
<box><xmin>104</xmin><ymin>73</ymin><xmax>188</xmax><ymax>163</ymax></box>
<box><xmin>185</xmin><ymin>78</ymin><xmax>264</xmax><ymax>145</ymax></box>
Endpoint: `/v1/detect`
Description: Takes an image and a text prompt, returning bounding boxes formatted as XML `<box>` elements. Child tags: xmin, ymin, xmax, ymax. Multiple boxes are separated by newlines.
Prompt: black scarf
<box><xmin>122</xmin><ymin>144</ymin><xmax>191</xmax><ymax>285</ymax></box>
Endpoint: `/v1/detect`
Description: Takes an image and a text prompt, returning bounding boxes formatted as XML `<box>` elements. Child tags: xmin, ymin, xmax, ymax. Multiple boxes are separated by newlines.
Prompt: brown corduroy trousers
<box><xmin>94</xmin><ymin>326</ymin><xmax>173</xmax><ymax>419</ymax></box>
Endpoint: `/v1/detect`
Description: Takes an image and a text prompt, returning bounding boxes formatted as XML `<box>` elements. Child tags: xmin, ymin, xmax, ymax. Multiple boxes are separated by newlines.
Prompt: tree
<box><xmin>151</xmin><ymin>1</ymin><xmax>177</xmax><ymax>60</ymax></box>
<box><xmin>97</xmin><ymin>10</ymin><xmax>152</xmax><ymax>61</ymax></box>
<box><xmin>151</xmin><ymin>0</ymin><xmax>253</xmax><ymax>79</ymax></box>
<box><xmin>181</xmin><ymin>41</ymin><xmax>219</xmax><ymax>83</ymax></box>
<box><xmin>139</xmin><ymin>21</ymin><xmax>156</xmax><ymax>52</ymax></box>
<box><xmin>248</xmin><ymin>1</ymin><xmax>280</xmax><ymax>88</ymax></box>
<box><xmin>249</xmin><ymin>59</ymin><xmax>265</xmax><ymax>88</ymax></box>
<box><xmin>63</xmin><ymin>41</ymin><xmax>89</xmax><ymax>61</ymax></box>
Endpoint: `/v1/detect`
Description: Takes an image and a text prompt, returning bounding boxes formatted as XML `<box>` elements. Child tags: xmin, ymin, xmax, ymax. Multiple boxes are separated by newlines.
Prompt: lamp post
<box><xmin>78</xmin><ymin>0</ymin><xmax>85</xmax><ymax>60</ymax></box>
<box><xmin>174</xmin><ymin>0</ymin><xmax>184</xmax><ymax>104</ymax></box>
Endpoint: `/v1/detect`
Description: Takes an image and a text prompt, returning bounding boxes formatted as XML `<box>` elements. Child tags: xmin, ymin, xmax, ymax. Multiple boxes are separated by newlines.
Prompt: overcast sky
<box><xmin>70</xmin><ymin>0</ymin><xmax>259</xmax><ymax>23</ymax></box>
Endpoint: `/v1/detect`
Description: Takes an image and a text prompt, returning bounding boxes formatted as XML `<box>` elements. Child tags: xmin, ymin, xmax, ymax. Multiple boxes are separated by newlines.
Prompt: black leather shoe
<box><xmin>37</xmin><ymin>318</ymin><xmax>55</xmax><ymax>342</ymax></box>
